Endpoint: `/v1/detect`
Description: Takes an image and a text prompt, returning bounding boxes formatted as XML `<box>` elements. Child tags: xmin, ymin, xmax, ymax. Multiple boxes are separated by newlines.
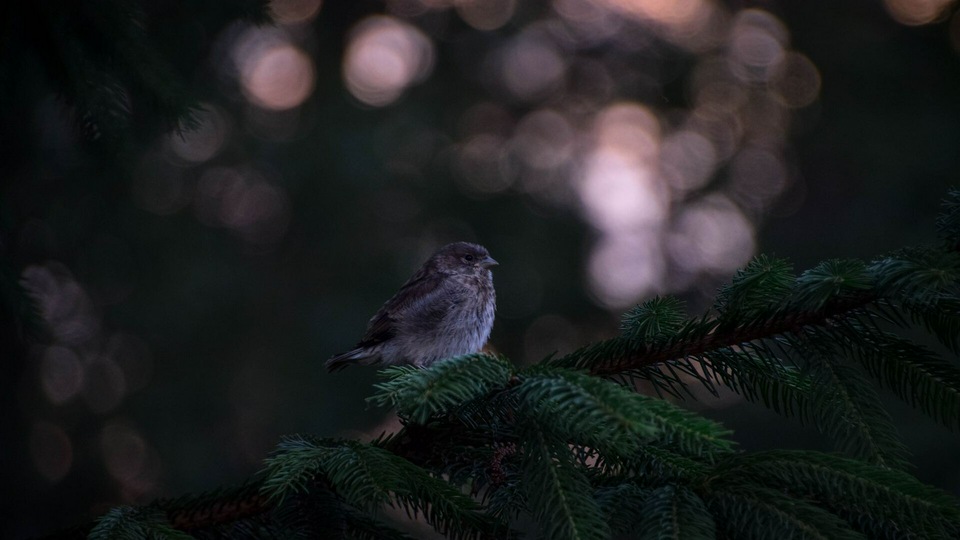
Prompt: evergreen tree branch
<box><xmin>704</xmin><ymin>485</ymin><xmax>865</xmax><ymax>540</ymax></box>
<box><xmin>371</xmin><ymin>354</ymin><xmax>514</xmax><ymax>424</ymax></box>
<box><xmin>89</xmin><ymin>506</ymin><xmax>194</xmax><ymax>540</ymax></box>
<box><xmin>635</xmin><ymin>485</ymin><xmax>716</xmax><ymax>540</ymax></box>
<box><xmin>834</xmin><ymin>320</ymin><xmax>960</xmax><ymax>429</ymax></box>
<box><xmin>786</xmin><ymin>330</ymin><xmax>912</xmax><ymax>469</ymax></box>
<box><xmin>557</xmin><ymin>292</ymin><xmax>874</xmax><ymax>377</ymax></box>
<box><xmin>517</xmin><ymin>422</ymin><xmax>610</xmax><ymax>540</ymax></box>
<box><xmin>712</xmin><ymin>450</ymin><xmax>960</xmax><ymax>538</ymax></box>
<box><xmin>593</xmin><ymin>482</ymin><xmax>653</xmax><ymax>535</ymax></box>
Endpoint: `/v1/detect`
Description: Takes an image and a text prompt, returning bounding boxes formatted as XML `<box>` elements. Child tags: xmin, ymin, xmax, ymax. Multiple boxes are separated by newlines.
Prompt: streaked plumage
<box><xmin>326</xmin><ymin>242</ymin><xmax>497</xmax><ymax>371</ymax></box>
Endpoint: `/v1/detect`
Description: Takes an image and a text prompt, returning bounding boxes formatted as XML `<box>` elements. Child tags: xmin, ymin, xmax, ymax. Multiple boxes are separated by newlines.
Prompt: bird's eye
<box><xmin>463</xmin><ymin>254</ymin><xmax>475</xmax><ymax>262</ymax></box>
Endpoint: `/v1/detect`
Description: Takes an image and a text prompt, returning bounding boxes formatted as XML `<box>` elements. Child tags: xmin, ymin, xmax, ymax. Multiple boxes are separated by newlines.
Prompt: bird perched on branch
<box><xmin>326</xmin><ymin>242</ymin><xmax>498</xmax><ymax>371</ymax></box>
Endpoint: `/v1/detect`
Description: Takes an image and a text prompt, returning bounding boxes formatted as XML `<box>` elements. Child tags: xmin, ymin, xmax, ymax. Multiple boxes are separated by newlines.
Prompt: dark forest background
<box><xmin>2</xmin><ymin>0</ymin><xmax>959</xmax><ymax>537</ymax></box>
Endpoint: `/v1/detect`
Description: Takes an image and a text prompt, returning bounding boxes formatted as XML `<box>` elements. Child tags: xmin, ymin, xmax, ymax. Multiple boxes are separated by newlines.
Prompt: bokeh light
<box><xmin>194</xmin><ymin>166</ymin><xmax>291</xmax><ymax>245</ymax></box>
<box><xmin>660</xmin><ymin>130</ymin><xmax>717</xmax><ymax>193</ymax></box>
<box><xmin>579</xmin><ymin>148</ymin><xmax>663</xmax><ymax>231</ymax></box>
<box><xmin>441</xmin><ymin>4</ymin><xmax>814</xmax><ymax>308</ymax></box>
<box><xmin>512</xmin><ymin>109</ymin><xmax>576</xmax><ymax>171</ymax></box>
<box><xmin>498</xmin><ymin>31</ymin><xmax>566</xmax><ymax>102</ymax></box>
<box><xmin>100</xmin><ymin>422</ymin><xmax>161</xmax><ymax>501</ymax></box>
<box><xmin>19</xmin><ymin>1</ymin><xmax>940</xmax><ymax>533</ymax></box>
<box><xmin>39</xmin><ymin>346</ymin><xmax>84</xmax><ymax>404</ymax></box>
<box><xmin>21</xmin><ymin>263</ymin><xmax>100</xmax><ymax>346</ymax></box>
<box><xmin>771</xmin><ymin>52</ymin><xmax>822</xmax><ymax>108</ymax></box>
<box><xmin>596</xmin><ymin>0</ymin><xmax>722</xmax><ymax>48</ymax></box>
<box><xmin>455</xmin><ymin>0</ymin><xmax>516</xmax><ymax>30</ymax></box>
<box><xmin>234</xmin><ymin>27</ymin><xmax>316</xmax><ymax>111</ymax></box>
<box><xmin>588</xmin><ymin>232</ymin><xmax>666</xmax><ymax>308</ymax></box>
<box><xmin>668</xmin><ymin>196</ymin><xmax>755</xmax><ymax>274</ymax></box>
<box><xmin>271</xmin><ymin>0</ymin><xmax>323</xmax><ymax>25</ymax></box>
<box><xmin>242</xmin><ymin>44</ymin><xmax>316</xmax><ymax>110</ymax></box>
<box><xmin>343</xmin><ymin>16</ymin><xmax>435</xmax><ymax>106</ymax></box>
<box><xmin>166</xmin><ymin>105</ymin><xmax>229</xmax><ymax>164</ymax></box>
<box><xmin>884</xmin><ymin>0</ymin><xmax>954</xmax><ymax>26</ymax></box>
<box><xmin>728</xmin><ymin>10</ymin><xmax>787</xmax><ymax>83</ymax></box>
<box><xmin>453</xmin><ymin>134</ymin><xmax>514</xmax><ymax>195</ymax></box>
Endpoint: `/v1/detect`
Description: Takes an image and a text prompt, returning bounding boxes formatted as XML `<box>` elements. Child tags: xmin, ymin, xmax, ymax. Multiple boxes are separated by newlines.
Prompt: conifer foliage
<box><xmin>60</xmin><ymin>192</ymin><xmax>960</xmax><ymax>538</ymax></box>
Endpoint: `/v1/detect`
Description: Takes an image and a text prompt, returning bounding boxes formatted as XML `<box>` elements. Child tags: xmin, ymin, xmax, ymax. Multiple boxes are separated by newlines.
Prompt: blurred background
<box><xmin>2</xmin><ymin>0</ymin><xmax>960</xmax><ymax>536</ymax></box>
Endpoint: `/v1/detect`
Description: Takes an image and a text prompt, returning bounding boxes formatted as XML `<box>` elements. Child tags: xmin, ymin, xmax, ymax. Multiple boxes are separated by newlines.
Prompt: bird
<box><xmin>325</xmin><ymin>242</ymin><xmax>498</xmax><ymax>371</ymax></box>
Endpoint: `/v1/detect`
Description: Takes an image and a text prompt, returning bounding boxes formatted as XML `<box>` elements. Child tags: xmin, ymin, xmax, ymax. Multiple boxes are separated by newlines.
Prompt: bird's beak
<box><xmin>480</xmin><ymin>256</ymin><xmax>499</xmax><ymax>269</ymax></box>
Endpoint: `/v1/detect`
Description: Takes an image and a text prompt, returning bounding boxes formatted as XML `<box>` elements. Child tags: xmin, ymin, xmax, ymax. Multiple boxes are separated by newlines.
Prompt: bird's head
<box><xmin>432</xmin><ymin>242</ymin><xmax>498</xmax><ymax>275</ymax></box>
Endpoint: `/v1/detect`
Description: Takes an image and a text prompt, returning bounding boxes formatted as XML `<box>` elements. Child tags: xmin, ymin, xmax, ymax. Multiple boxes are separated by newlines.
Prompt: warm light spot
<box><xmin>30</xmin><ymin>422</ymin><xmax>73</xmax><ymax>483</ymax></box>
<box><xmin>241</xmin><ymin>44</ymin><xmax>316</xmax><ymax>110</ymax></box>
<box><xmin>729</xmin><ymin>27</ymin><xmax>784</xmax><ymax>82</ymax></box>
<box><xmin>500</xmin><ymin>33</ymin><xmax>566</xmax><ymax>101</ymax></box>
<box><xmin>687</xmin><ymin>107</ymin><xmax>743</xmax><ymax>161</ymax></box>
<box><xmin>195</xmin><ymin>167</ymin><xmax>292</xmax><ymax>245</ymax></box>
<box><xmin>578</xmin><ymin>103</ymin><xmax>664</xmax><ymax>230</ymax></box>
<box><xmin>660</xmin><ymin>130</ymin><xmax>717</xmax><ymax>193</ymax></box>
<box><xmin>343</xmin><ymin>16</ymin><xmax>435</xmax><ymax>107</ymax></box>
<box><xmin>553</xmin><ymin>0</ymin><xmax>623</xmax><ymax>44</ymax></box>
<box><xmin>577</xmin><ymin>101</ymin><xmax>669</xmax><ymax>308</ymax></box>
<box><xmin>588</xmin><ymin>232</ymin><xmax>666</xmax><ymax>308</ymax></box>
<box><xmin>668</xmin><ymin>196</ymin><xmax>755</xmax><ymax>273</ymax></box>
<box><xmin>733</xmin><ymin>8</ymin><xmax>789</xmax><ymax>44</ymax></box>
<box><xmin>579</xmin><ymin>149</ymin><xmax>664</xmax><ymax>230</ymax></box>
<box><xmin>595</xmin><ymin>0</ymin><xmax>721</xmax><ymax>48</ymax></box>
<box><xmin>771</xmin><ymin>52</ymin><xmax>821</xmax><ymax>108</ymax></box>
<box><xmin>884</xmin><ymin>0</ymin><xmax>953</xmax><ymax>26</ymax></box>
<box><xmin>39</xmin><ymin>345</ymin><xmax>84</xmax><ymax>404</ymax></box>
<box><xmin>599</xmin><ymin>0</ymin><xmax>703</xmax><ymax>27</ymax></box>
<box><xmin>512</xmin><ymin>109</ymin><xmax>575</xmax><ymax>170</ymax></box>
<box><xmin>455</xmin><ymin>0</ymin><xmax>516</xmax><ymax>30</ymax></box>
<box><xmin>166</xmin><ymin>105</ymin><xmax>228</xmax><ymax>164</ymax></box>
<box><xmin>593</xmin><ymin>103</ymin><xmax>660</xmax><ymax>160</ymax></box>
<box><xmin>271</xmin><ymin>0</ymin><xmax>322</xmax><ymax>25</ymax></box>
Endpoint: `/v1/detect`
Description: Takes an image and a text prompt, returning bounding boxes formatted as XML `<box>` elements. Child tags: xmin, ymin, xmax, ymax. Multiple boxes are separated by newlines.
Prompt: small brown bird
<box><xmin>326</xmin><ymin>242</ymin><xmax>498</xmax><ymax>371</ymax></box>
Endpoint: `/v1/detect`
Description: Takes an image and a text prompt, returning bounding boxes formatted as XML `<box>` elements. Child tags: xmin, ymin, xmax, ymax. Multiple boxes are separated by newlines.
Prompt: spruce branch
<box><xmin>162</xmin><ymin>481</ymin><xmax>271</xmax><ymax>533</ymax></box>
<box><xmin>834</xmin><ymin>318</ymin><xmax>960</xmax><ymax>429</ymax></box>
<box><xmin>704</xmin><ymin>484</ymin><xmax>865</xmax><ymax>540</ymax></box>
<box><xmin>518</xmin><ymin>422</ymin><xmax>610</xmax><ymax>540</ymax></box>
<box><xmin>371</xmin><ymin>354</ymin><xmax>514</xmax><ymax>424</ymax></box>
<box><xmin>89</xmin><ymin>506</ymin><xmax>193</xmax><ymax>540</ymax></box>
<box><xmin>712</xmin><ymin>450</ymin><xmax>960</xmax><ymax>538</ymax></box>
<box><xmin>260</xmin><ymin>436</ymin><xmax>506</xmax><ymax>540</ymax></box>
<box><xmin>634</xmin><ymin>485</ymin><xmax>716</xmax><ymax>540</ymax></box>
<box><xmin>43</xmin><ymin>190</ymin><xmax>960</xmax><ymax>539</ymax></box>
<box><xmin>557</xmin><ymin>291</ymin><xmax>875</xmax><ymax>377</ymax></box>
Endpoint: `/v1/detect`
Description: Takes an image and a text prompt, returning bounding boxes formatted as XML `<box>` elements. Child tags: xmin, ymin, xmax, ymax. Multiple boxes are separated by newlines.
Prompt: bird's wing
<box><xmin>358</xmin><ymin>266</ymin><xmax>449</xmax><ymax>346</ymax></box>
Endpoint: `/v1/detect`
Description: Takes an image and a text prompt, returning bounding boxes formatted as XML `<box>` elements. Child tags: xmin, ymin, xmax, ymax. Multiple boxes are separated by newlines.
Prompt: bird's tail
<box><xmin>325</xmin><ymin>347</ymin><xmax>379</xmax><ymax>372</ymax></box>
